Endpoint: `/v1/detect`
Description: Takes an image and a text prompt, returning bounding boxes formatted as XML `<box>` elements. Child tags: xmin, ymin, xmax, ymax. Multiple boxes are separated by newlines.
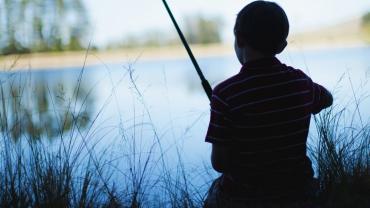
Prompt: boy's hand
<box><xmin>211</xmin><ymin>144</ymin><xmax>232</xmax><ymax>173</ymax></box>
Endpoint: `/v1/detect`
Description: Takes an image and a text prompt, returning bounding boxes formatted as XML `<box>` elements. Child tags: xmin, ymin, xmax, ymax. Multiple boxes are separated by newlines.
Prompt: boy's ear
<box><xmin>236</xmin><ymin>34</ymin><xmax>246</xmax><ymax>48</ymax></box>
<box><xmin>275</xmin><ymin>40</ymin><xmax>287</xmax><ymax>54</ymax></box>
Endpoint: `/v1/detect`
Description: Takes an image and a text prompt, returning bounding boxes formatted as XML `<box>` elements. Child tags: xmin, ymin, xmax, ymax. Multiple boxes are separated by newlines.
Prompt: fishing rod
<box><xmin>162</xmin><ymin>0</ymin><xmax>212</xmax><ymax>101</ymax></box>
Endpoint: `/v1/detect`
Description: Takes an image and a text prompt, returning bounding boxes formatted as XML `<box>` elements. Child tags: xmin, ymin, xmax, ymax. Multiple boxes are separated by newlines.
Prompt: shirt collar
<box><xmin>240</xmin><ymin>57</ymin><xmax>282</xmax><ymax>72</ymax></box>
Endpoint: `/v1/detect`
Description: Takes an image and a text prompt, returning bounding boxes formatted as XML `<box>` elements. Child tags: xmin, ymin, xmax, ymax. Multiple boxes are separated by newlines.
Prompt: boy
<box><xmin>204</xmin><ymin>1</ymin><xmax>333</xmax><ymax>207</ymax></box>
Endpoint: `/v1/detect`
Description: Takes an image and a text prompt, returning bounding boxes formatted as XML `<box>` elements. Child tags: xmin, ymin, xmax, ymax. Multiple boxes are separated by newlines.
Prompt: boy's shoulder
<box><xmin>212</xmin><ymin>72</ymin><xmax>242</xmax><ymax>99</ymax></box>
<box><xmin>213</xmin><ymin>63</ymin><xmax>312</xmax><ymax>98</ymax></box>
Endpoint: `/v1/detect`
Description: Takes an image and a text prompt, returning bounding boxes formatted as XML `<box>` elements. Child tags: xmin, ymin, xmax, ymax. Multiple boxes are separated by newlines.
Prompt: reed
<box><xmin>310</xmin><ymin>105</ymin><xmax>370</xmax><ymax>207</ymax></box>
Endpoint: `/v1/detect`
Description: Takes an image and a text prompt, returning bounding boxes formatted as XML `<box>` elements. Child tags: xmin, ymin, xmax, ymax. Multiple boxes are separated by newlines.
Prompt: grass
<box><xmin>0</xmin><ymin>58</ymin><xmax>369</xmax><ymax>207</ymax></box>
<box><xmin>0</xmin><ymin>57</ymin><xmax>213</xmax><ymax>207</ymax></box>
<box><xmin>308</xmin><ymin>71</ymin><xmax>370</xmax><ymax>207</ymax></box>
<box><xmin>310</xmin><ymin>107</ymin><xmax>370</xmax><ymax>207</ymax></box>
<box><xmin>0</xmin><ymin>63</ymin><xmax>122</xmax><ymax>207</ymax></box>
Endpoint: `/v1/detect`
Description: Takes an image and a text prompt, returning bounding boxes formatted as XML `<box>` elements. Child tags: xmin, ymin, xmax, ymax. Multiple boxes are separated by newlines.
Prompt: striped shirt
<box><xmin>205</xmin><ymin>57</ymin><xmax>332</xmax><ymax>200</ymax></box>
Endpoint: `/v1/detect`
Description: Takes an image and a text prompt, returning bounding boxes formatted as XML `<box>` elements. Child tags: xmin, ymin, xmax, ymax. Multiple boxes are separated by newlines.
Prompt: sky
<box><xmin>83</xmin><ymin>0</ymin><xmax>370</xmax><ymax>46</ymax></box>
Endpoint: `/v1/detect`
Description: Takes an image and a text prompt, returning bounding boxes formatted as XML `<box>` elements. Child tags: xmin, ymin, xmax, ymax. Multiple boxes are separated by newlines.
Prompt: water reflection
<box><xmin>0</xmin><ymin>73</ymin><xmax>94</xmax><ymax>142</ymax></box>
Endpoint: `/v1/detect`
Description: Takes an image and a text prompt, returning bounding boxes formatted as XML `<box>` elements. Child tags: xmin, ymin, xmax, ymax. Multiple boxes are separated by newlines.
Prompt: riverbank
<box><xmin>0</xmin><ymin>41</ymin><xmax>368</xmax><ymax>71</ymax></box>
<box><xmin>0</xmin><ymin>44</ymin><xmax>233</xmax><ymax>71</ymax></box>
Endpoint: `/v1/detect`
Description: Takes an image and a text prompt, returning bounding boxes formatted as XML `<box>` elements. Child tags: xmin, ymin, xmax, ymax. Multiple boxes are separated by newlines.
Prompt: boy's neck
<box><xmin>238</xmin><ymin>45</ymin><xmax>275</xmax><ymax>65</ymax></box>
<box><xmin>245</xmin><ymin>53</ymin><xmax>275</xmax><ymax>64</ymax></box>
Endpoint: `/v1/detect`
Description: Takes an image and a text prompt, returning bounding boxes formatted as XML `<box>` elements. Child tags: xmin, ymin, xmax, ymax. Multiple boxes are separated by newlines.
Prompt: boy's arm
<box><xmin>312</xmin><ymin>82</ymin><xmax>333</xmax><ymax>114</ymax></box>
<box><xmin>205</xmin><ymin>90</ymin><xmax>233</xmax><ymax>173</ymax></box>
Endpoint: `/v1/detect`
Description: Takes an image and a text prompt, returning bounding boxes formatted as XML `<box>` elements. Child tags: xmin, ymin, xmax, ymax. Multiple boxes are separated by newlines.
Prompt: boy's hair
<box><xmin>234</xmin><ymin>1</ymin><xmax>289</xmax><ymax>55</ymax></box>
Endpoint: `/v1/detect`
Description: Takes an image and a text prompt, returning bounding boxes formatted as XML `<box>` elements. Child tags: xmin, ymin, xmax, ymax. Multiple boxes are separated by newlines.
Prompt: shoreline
<box><xmin>0</xmin><ymin>42</ymin><xmax>368</xmax><ymax>71</ymax></box>
<box><xmin>0</xmin><ymin>44</ymin><xmax>233</xmax><ymax>71</ymax></box>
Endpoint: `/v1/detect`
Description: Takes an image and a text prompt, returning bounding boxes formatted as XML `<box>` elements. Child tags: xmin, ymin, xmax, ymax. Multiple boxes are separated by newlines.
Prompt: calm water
<box><xmin>1</xmin><ymin>46</ymin><xmax>369</xmax><ymax>173</ymax></box>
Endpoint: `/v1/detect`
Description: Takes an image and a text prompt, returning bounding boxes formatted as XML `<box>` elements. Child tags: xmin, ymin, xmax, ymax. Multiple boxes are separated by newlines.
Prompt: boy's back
<box><xmin>206</xmin><ymin>57</ymin><xmax>331</xmax><ymax>200</ymax></box>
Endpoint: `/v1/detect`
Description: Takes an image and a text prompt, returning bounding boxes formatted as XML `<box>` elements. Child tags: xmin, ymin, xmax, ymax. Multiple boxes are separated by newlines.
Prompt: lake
<box><xmin>0</xmin><ymin>46</ymin><xmax>369</xmax><ymax>190</ymax></box>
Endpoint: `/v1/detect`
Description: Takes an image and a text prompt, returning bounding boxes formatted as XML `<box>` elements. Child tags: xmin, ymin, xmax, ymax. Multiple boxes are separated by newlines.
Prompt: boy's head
<box><xmin>234</xmin><ymin>1</ymin><xmax>289</xmax><ymax>57</ymax></box>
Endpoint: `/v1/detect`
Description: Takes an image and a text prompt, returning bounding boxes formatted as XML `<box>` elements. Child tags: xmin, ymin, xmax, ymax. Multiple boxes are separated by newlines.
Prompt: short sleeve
<box><xmin>205</xmin><ymin>90</ymin><xmax>233</xmax><ymax>144</ymax></box>
<box><xmin>295</xmin><ymin>69</ymin><xmax>333</xmax><ymax>115</ymax></box>
<box><xmin>311</xmin><ymin>82</ymin><xmax>333</xmax><ymax>114</ymax></box>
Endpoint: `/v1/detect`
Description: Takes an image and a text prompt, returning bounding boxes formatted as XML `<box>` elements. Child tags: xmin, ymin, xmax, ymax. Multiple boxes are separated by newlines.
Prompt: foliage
<box><xmin>109</xmin><ymin>31</ymin><xmax>180</xmax><ymax>50</ymax></box>
<box><xmin>362</xmin><ymin>12</ymin><xmax>370</xmax><ymax>25</ymax></box>
<box><xmin>0</xmin><ymin>0</ymin><xmax>89</xmax><ymax>55</ymax></box>
<box><xmin>185</xmin><ymin>15</ymin><xmax>223</xmax><ymax>45</ymax></box>
<box><xmin>361</xmin><ymin>11</ymin><xmax>370</xmax><ymax>42</ymax></box>
<box><xmin>107</xmin><ymin>15</ymin><xmax>224</xmax><ymax>50</ymax></box>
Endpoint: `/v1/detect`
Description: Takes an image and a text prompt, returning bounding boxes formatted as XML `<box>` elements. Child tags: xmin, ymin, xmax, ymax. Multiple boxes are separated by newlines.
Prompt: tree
<box><xmin>184</xmin><ymin>15</ymin><xmax>223</xmax><ymax>44</ymax></box>
<box><xmin>362</xmin><ymin>11</ymin><xmax>370</xmax><ymax>42</ymax></box>
<box><xmin>0</xmin><ymin>0</ymin><xmax>90</xmax><ymax>55</ymax></box>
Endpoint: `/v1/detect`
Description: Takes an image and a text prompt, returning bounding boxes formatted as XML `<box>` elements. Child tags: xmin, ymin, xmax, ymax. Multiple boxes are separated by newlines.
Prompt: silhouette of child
<box><xmin>204</xmin><ymin>1</ymin><xmax>333</xmax><ymax>207</ymax></box>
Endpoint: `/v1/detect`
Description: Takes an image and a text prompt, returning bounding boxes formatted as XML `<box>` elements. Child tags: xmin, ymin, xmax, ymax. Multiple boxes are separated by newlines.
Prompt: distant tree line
<box><xmin>0</xmin><ymin>0</ymin><xmax>89</xmax><ymax>55</ymax></box>
<box><xmin>108</xmin><ymin>15</ymin><xmax>223</xmax><ymax>50</ymax></box>
<box><xmin>362</xmin><ymin>11</ymin><xmax>370</xmax><ymax>42</ymax></box>
<box><xmin>185</xmin><ymin>15</ymin><xmax>223</xmax><ymax>44</ymax></box>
